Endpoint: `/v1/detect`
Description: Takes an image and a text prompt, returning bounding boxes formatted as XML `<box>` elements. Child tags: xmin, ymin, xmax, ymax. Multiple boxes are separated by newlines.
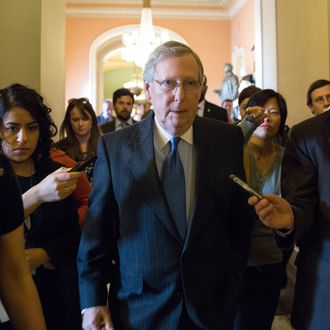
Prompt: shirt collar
<box><xmin>198</xmin><ymin>99</ymin><xmax>205</xmax><ymax>109</ymax></box>
<box><xmin>153</xmin><ymin>116</ymin><xmax>194</xmax><ymax>149</ymax></box>
<box><xmin>116</xmin><ymin>117</ymin><xmax>133</xmax><ymax>128</ymax></box>
<box><xmin>197</xmin><ymin>99</ymin><xmax>205</xmax><ymax>117</ymax></box>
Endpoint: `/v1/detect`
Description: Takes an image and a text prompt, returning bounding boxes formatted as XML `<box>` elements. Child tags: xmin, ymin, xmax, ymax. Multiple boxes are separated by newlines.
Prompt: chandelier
<box><xmin>121</xmin><ymin>0</ymin><xmax>170</xmax><ymax>68</ymax></box>
<box><xmin>123</xmin><ymin>73</ymin><xmax>144</xmax><ymax>98</ymax></box>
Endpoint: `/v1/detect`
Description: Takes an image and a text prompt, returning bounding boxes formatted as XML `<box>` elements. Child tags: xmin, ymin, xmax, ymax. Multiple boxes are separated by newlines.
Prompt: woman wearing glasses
<box><xmin>234</xmin><ymin>89</ymin><xmax>289</xmax><ymax>330</ymax></box>
<box><xmin>0</xmin><ymin>84</ymin><xmax>81</xmax><ymax>330</ymax></box>
<box><xmin>55</xmin><ymin>98</ymin><xmax>100</xmax><ymax>182</ymax></box>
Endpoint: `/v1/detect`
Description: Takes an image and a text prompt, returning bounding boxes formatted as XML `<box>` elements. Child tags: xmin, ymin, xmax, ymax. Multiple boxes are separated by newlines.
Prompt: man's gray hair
<box><xmin>143</xmin><ymin>41</ymin><xmax>204</xmax><ymax>84</ymax></box>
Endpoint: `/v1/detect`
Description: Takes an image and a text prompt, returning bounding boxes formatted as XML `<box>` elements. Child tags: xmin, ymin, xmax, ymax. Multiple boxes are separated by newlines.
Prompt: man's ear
<box><xmin>144</xmin><ymin>81</ymin><xmax>151</xmax><ymax>99</ymax></box>
<box><xmin>308</xmin><ymin>105</ymin><xmax>315</xmax><ymax>115</ymax></box>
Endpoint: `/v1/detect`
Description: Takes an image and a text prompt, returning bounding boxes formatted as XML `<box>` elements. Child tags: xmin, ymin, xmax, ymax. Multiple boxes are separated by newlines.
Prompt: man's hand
<box><xmin>248</xmin><ymin>194</ymin><xmax>294</xmax><ymax>230</ymax></box>
<box><xmin>82</xmin><ymin>306</ymin><xmax>115</xmax><ymax>330</ymax></box>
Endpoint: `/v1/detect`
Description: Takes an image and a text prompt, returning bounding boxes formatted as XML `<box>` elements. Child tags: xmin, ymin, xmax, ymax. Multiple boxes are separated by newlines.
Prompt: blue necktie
<box><xmin>162</xmin><ymin>137</ymin><xmax>187</xmax><ymax>240</ymax></box>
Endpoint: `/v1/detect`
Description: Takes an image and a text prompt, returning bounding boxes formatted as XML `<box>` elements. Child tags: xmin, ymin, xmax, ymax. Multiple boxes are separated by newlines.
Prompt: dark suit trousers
<box><xmin>234</xmin><ymin>263</ymin><xmax>285</xmax><ymax>330</ymax></box>
<box><xmin>0</xmin><ymin>322</ymin><xmax>13</xmax><ymax>330</ymax></box>
<box><xmin>178</xmin><ymin>303</ymin><xmax>202</xmax><ymax>330</ymax></box>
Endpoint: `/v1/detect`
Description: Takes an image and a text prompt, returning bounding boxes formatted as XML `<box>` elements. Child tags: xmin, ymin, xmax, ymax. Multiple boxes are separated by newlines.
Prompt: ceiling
<box><xmin>66</xmin><ymin>0</ymin><xmax>246</xmax><ymax>75</ymax></box>
<box><xmin>66</xmin><ymin>0</ymin><xmax>246</xmax><ymax>19</ymax></box>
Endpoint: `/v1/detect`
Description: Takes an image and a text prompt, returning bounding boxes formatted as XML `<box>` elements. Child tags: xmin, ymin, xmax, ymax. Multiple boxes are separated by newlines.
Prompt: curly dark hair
<box><xmin>58</xmin><ymin>98</ymin><xmax>100</xmax><ymax>161</ymax></box>
<box><xmin>0</xmin><ymin>83</ymin><xmax>57</xmax><ymax>168</ymax></box>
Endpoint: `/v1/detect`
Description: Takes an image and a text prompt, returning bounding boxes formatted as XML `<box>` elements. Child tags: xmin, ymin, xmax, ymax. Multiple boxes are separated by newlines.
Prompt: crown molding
<box><xmin>66</xmin><ymin>0</ymin><xmax>246</xmax><ymax>20</ymax></box>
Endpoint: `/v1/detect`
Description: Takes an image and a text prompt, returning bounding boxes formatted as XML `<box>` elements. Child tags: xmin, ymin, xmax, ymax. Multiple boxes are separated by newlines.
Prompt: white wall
<box><xmin>254</xmin><ymin>0</ymin><xmax>277</xmax><ymax>90</ymax></box>
<box><xmin>41</xmin><ymin>0</ymin><xmax>66</xmax><ymax>132</ymax></box>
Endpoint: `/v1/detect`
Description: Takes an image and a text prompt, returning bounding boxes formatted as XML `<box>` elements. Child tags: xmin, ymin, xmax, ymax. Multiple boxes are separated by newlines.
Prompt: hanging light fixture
<box><xmin>121</xmin><ymin>0</ymin><xmax>170</xmax><ymax>68</ymax></box>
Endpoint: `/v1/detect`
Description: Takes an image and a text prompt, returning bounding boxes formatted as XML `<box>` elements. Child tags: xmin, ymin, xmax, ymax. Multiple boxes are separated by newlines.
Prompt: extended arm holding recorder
<box><xmin>22</xmin><ymin>167</ymin><xmax>81</xmax><ymax>218</ymax></box>
<box><xmin>248</xmin><ymin>194</ymin><xmax>294</xmax><ymax>230</ymax></box>
<box><xmin>230</xmin><ymin>174</ymin><xmax>294</xmax><ymax>230</ymax></box>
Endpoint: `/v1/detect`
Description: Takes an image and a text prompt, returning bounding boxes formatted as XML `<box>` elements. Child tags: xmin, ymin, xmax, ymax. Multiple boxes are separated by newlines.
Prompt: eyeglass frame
<box><xmin>240</xmin><ymin>106</ymin><xmax>280</xmax><ymax>118</ymax></box>
<box><xmin>153</xmin><ymin>79</ymin><xmax>203</xmax><ymax>93</ymax></box>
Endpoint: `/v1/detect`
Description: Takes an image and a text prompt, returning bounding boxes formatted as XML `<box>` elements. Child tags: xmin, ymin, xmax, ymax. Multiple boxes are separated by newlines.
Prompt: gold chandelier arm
<box><xmin>143</xmin><ymin>0</ymin><xmax>151</xmax><ymax>9</ymax></box>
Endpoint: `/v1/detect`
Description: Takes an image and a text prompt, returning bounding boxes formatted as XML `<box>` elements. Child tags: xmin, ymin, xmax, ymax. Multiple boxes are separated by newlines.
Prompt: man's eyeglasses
<box><xmin>153</xmin><ymin>79</ymin><xmax>201</xmax><ymax>93</ymax></box>
<box><xmin>313</xmin><ymin>94</ymin><xmax>330</xmax><ymax>105</ymax></box>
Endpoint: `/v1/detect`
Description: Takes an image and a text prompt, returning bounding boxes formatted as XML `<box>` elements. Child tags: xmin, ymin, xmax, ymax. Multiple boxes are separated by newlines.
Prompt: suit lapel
<box><xmin>184</xmin><ymin>117</ymin><xmax>217</xmax><ymax>248</ymax></box>
<box><xmin>324</xmin><ymin>112</ymin><xmax>330</xmax><ymax>146</ymax></box>
<box><xmin>203</xmin><ymin>101</ymin><xmax>211</xmax><ymax>117</ymax></box>
<box><xmin>128</xmin><ymin>115</ymin><xmax>182</xmax><ymax>243</ymax></box>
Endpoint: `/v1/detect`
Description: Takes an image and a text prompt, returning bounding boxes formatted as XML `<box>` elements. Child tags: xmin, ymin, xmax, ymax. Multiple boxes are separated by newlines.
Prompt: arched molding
<box><xmin>88</xmin><ymin>25</ymin><xmax>188</xmax><ymax>109</ymax></box>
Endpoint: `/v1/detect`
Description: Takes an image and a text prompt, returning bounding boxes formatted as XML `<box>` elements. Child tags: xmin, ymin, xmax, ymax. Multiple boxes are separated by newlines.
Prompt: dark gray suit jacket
<box><xmin>78</xmin><ymin>114</ymin><xmax>252</xmax><ymax>329</ymax></box>
<box><xmin>281</xmin><ymin>110</ymin><xmax>330</xmax><ymax>329</ymax></box>
<box><xmin>99</xmin><ymin>118</ymin><xmax>137</xmax><ymax>134</ymax></box>
<box><xmin>204</xmin><ymin>100</ymin><xmax>228</xmax><ymax>122</ymax></box>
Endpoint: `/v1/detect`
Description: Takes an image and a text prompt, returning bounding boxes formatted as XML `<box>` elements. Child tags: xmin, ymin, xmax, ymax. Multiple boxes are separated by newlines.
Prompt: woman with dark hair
<box><xmin>234</xmin><ymin>89</ymin><xmax>288</xmax><ymax>330</ymax></box>
<box><xmin>55</xmin><ymin>98</ymin><xmax>100</xmax><ymax>182</ymax></box>
<box><xmin>0</xmin><ymin>83</ymin><xmax>81</xmax><ymax>330</ymax></box>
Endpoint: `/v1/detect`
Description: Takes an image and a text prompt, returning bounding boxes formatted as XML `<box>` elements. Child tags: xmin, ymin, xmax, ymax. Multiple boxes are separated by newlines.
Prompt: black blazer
<box><xmin>78</xmin><ymin>114</ymin><xmax>252</xmax><ymax>329</ymax></box>
<box><xmin>0</xmin><ymin>153</ymin><xmax>24</xmax><ymax>235</ymax></box>
<box><xmin>204</xmin><ymin>100</ymin><xmax>228</xmax><ymax>122</ymax></box>
<box><xmin>19</xmin><ymin>161</ymin><xmax>81</xmax><ymax>330</ymax></box>
<box><xmin>281</xmin><ymin>111</ymin><xmax>330</xmax><ymax>328</ymax></box>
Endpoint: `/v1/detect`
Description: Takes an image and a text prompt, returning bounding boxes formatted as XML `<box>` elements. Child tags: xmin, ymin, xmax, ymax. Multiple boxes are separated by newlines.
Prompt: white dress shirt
<box><xmin>196</xmin><ymin>100</ymin><xmax>205</xmax><ymax>117</ymax></box>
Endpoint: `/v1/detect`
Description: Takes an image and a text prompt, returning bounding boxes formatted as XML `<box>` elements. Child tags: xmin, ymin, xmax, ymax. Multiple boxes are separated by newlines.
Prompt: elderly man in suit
<box><xmin>78</xmin><ymin>41</ymin><xmax>252</xmax><ymax>329</ymax></box>
<box><xmin>197</xmin><ymin>75</ymin><xmax>228</xmax><ymax>122</ymax></box>
<box><xmin>249</xmin><ymin>110</ymin><xmax>330</xmax><ymax>330</ymax></box>
<box><xmin>306</xmin><ymin>79</ymin><xmax>330</xmax><ymax>116</ymax></box>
